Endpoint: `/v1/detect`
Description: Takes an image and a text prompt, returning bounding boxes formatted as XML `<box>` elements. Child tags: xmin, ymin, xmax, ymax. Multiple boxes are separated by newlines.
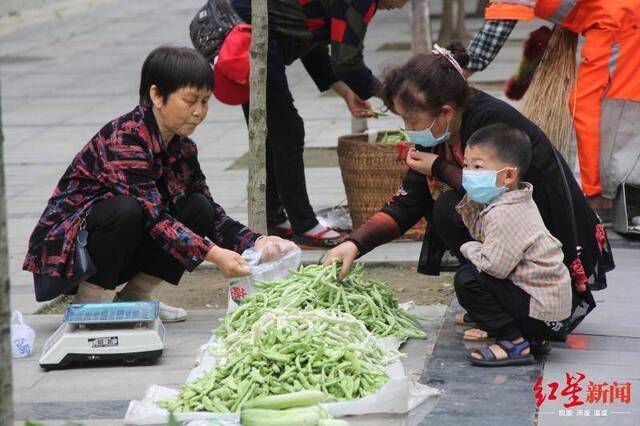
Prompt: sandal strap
<box><xmin>477</xmin><ymin>347</ymin><xmax>496</xmax><ymax>360</ymax></box>
<box><xmin>300</xmin><ymin>228</ymin><xmax>338</xmax><ymax>240</ymax></box>
<box><xmin>497</xmin><ymin>340</ymin><xmax>530</xmax><ymax>357</ymax></box>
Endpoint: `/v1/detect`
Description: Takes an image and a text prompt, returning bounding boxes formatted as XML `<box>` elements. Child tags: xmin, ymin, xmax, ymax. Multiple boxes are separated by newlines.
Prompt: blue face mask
<box><xmin>462</xmin><ymin>169</ymin><xmax>508</xmax><ymax>204</ymax></box>
<box><xmin>406</xmin><ymin>116</ymin><xmax>451</xmax><ymax>148</ymax></box>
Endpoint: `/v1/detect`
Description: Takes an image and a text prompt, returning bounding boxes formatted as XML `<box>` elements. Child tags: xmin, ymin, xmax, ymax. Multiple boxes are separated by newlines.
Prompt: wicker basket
<box><xmin>337</xmin><ymin>132</ymin><xmax>426</xmax><ymax>241</ymax></box>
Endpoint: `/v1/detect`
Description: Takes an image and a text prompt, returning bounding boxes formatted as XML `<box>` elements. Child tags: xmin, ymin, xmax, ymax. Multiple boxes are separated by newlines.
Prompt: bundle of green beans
<box><xmin>215</xmin><ymin>262</ymin><xmax>426</xmax><ymax>340</ymax></box>
<box><xmin>379</xmin><ymin>129</ymin><xmax>410</xmax><ymax>144</ymax></box>
<box><xmin>157</xmin><ymin>310</ymin><xmax>400</xmax><ymax>413</ymax></box>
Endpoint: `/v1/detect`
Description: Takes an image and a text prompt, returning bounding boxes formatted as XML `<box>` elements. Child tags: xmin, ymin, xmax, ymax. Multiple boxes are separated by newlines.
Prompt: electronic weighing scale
<box><xmin>39</xmin><ymin>301</ymin><xmax>165</xmax><ymax>370</ymax></box>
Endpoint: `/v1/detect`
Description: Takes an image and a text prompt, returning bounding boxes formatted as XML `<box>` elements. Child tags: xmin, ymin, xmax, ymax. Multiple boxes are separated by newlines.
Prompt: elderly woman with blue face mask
<box><xmin>324</xmin><ymin>42</ymin><xmax>615</xmax><ymax>341</ymax></box>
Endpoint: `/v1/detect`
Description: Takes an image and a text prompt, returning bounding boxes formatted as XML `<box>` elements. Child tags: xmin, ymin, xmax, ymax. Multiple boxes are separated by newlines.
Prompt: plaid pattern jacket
<box><xmin>24</xmin><ymin>106</ymin><xmax>259</xmax><ymax>279</ymax></box>
<box><xmin>456</xmin><ymin>183</ymin><xmax>572</xmax><ymax>321</ymax></box>
<box><xmin>267</xmin><ymin>0</ymin><xmax>379</xmax><ymax>99</ymax></box>
<box><xmin>467</xmin><ymin>19</ymin><xmax>517</xmax><ymax>71</ymax></box>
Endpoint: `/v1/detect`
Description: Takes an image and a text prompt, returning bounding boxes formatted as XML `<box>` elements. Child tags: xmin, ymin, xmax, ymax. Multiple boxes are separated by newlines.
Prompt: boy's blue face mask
<box><xmin>462</xmin><ymin>168</ymin><xmax>508</xmax><ymax>204</ymax></box>
<box><xmin>406</xmin><ymin>116</ymin><xmax>451</xmax><ymax>148</ymax></box>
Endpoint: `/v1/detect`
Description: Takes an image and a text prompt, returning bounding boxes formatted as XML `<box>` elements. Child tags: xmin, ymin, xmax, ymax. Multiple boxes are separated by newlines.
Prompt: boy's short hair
<box><xmin>139</xmin><ymin>46</ymin><xmax>213</xmax><ymax>108</ymax></box>
<box><xmin>467</xmin><ymin>124</ymin><xmax>532</xmax><ymax>178</ymax></box>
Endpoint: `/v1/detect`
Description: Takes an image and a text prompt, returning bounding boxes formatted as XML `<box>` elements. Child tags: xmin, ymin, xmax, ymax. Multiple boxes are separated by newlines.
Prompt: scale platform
<box><xmin>39</xmin><ymin>301</ymin><xmax>165</xmax><ymax>370</ymax></box>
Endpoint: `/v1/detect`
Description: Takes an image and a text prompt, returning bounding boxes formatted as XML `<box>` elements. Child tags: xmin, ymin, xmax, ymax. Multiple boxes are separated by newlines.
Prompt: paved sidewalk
<box><xmin>8</xmin><ymin>1</ymin><xmax>638</xmax><ymax>425</ymax></box>
<box><xmin>419</xmin><ymin>245</ymin><xmax>640</xmax><ymax>426</ymax></box>
<box><xmin>537</xmin><ymin>248</ymin><xmax>640</xmax><ymax>426</ymax></box>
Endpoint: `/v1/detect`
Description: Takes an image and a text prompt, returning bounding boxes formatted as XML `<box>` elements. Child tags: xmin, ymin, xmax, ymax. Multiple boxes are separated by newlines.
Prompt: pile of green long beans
<box><xmin>158</xmin><ymin>310</ymin><xmax>400</xmax><ymax>413</ymax></box>
<box><xmin>215</xmin><ymin>262</ymin><xmax>426</xmax><ymax>340</ymax></box>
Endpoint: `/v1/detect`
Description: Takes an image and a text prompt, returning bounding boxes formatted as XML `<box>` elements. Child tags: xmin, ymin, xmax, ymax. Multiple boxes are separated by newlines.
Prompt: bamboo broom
<box><xmin>521</xmin><ymin>26</ymin><xmax>578</xmax><ymax>162</ymax></box>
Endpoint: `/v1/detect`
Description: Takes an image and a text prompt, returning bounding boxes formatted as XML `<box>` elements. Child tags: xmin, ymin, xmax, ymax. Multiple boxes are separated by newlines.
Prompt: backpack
<box><xmin>189</xmin><ymin>0</ymin><xmax>243</xmax><ymax>62</ymax></box>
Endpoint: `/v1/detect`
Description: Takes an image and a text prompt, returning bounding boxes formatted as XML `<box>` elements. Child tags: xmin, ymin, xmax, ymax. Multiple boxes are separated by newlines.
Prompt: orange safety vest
<box><xmin>485</xmin><ymin>0</ymin><xmax>640</xmax><ymax>33</ymax></box>
<box><xmin>485</xmin><ymin>0</ymin><xmax>640</xmax><ymax>197</ymax></box>
<box><xmin>485</xmin><ymin>0</ymin><xmax>575</xmax><ymax>22</ymax></box>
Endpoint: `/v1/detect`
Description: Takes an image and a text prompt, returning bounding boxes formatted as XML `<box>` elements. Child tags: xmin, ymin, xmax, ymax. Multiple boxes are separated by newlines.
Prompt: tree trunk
<box><xmin>438</xmin><ymin>0</ymin><xmax>454</xmax><ymax>45</ymax></box>
<box><xmin>411</xmin><ymin>0</ymin><xmax>433</xmax><ymax>54</ymax></box>
<box><xmin>247</xmin><ymin>0</ymin><xmax>268</xmax><ymax>234</ymax></box>
<box><xmin>438</xmin><ymin>0</ymin><xmax>470</xmax><ymax>45</ymax></box>
<box><xmin>0</xmin><ymin>75</ymin><xmax>13</xmax><ymax>426</ymax></box>
<box><xmin>351</xmin><ymin>117</ymin><xmax>368</xmax><ymax>134</ymax></box>
<box><xmin>454</xmin><ymin>0</ymin><xmax>470</xmax><ymax>43</ymax></box>
<box><xmin>474</xmin><ymin>0</ymin><xmax>489</xmax><ymax>17</ymax></box>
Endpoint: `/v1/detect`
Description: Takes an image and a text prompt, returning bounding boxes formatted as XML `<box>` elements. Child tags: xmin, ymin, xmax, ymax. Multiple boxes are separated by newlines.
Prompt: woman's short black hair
<box><xmin>139</xmin><ymin>46</ymin><xmax>213</xmax><ymax>108</ymax></box>
<box><xmin>467</xmin><ymin>123</ymin><xmax>532</xmax><ymax>178</ymax></box>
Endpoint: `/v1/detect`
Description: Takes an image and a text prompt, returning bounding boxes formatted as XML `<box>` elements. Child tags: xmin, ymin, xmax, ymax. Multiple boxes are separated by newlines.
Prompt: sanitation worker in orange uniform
<box><xmin>464</xmin><ymin>0</ymin><xmax>640</xmax><ymax>215</ymax></box>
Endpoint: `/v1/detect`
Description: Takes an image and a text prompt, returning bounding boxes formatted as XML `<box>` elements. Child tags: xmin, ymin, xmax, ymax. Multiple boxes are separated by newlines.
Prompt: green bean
<box><xmin>215</xmin><ymin>262</ymin><xmax>425</xmax><ymax>340</ymax></box>
<box><xmin>159</xmin><ymin>310</ymin><xmax>399</xmax><ymax>412</ymax></box>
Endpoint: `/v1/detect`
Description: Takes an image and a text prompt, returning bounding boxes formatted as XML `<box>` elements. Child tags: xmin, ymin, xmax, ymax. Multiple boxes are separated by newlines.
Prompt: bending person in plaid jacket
<box><xmin>218</xmin><ymin>0</ymin><xmax>410</xmax><ymax>247</ymax></box>
<box><xmin>23</xmin><ymin>47</ymin><xmax>295</xmax><ymax>322</ymax></box>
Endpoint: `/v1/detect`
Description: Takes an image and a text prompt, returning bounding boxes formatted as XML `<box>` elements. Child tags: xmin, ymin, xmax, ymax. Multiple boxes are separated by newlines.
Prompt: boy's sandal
<box><xmin>463</xmin><ymin>328</ymin><xmax>495</xmax><ymax>341</ymax></box>
<box><xmin>468</xmin><ymin>340</ymin><xmax>535</xmax><ymax>367</ymax></box>
<box><xmin>455</xmin><ymin>313</ymin><xmax>477</xmax><ymax>327</ymax></box>
<box><xmin>292</xmin><ymin>228</ymin><xmax>345</xmax><ymax>248</ymax></box>
<box><xmin>267</xmin><ymin>224</ymin><xmax>293</xmax><ymax>239</ymax></box>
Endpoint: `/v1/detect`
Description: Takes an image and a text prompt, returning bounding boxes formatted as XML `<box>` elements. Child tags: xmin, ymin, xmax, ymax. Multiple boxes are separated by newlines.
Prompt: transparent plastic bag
<box><xmin>11</xmin><ymin>311</ymin><xmax>36</xmax><ymax>358</ymax></box>
<box><xmin>227</xmin><ymin>242</ymin><xmax>301</xmax><ymax>312</ymax></box>
<box><xmin>316</xmin><ymin>205</ymin><xmax>352</xmax><ymax>232</ymax></box>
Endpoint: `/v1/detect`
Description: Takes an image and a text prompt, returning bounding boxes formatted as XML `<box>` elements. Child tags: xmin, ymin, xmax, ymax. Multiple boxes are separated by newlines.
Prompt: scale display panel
<box><xmin>63</xmin><ymin>301</ymin><xmax>159</xmax><ymax>324</ymax></box>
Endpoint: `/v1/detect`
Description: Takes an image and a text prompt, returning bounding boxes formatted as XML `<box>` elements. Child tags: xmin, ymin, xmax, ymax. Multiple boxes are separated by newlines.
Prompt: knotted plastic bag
<box><xmin>11</xmin><ymin>311</ymin><xmax>36</xmax><ymax>358</ymax></box>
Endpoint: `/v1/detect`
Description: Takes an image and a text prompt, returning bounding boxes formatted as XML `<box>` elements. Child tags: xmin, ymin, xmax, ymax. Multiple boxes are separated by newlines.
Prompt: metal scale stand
<box><xmin>39</xmin><ymin>301</ymin><xmax>165</xmax><ymax>370</ymax></box>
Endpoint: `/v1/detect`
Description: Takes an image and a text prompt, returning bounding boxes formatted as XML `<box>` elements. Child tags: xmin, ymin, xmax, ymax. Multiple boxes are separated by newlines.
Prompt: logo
<box><xmin>534</xmin><ymin>373</ymin><xmax>632</xmax><ymax>417</ymax></box>
<box><xmin>13</xmin><ymin>337</ymin><xmax>31</xmax><ymax>355</ymax></box>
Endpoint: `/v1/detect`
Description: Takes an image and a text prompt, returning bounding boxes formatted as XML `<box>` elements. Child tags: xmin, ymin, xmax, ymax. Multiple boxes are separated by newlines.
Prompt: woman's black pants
<box><xmin>241</xmin><ymin>70</ymin><xmax>318</xmax><ymax>234</ymax></box>
<box><xmin>84</xmin><ymin>194</ymin><xmax>213</xmax><ymax>290</ymax></box>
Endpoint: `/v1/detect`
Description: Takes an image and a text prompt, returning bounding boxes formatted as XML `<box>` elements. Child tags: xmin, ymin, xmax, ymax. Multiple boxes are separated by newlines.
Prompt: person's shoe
<box><xmin>292</xmin><ymin>227</ymin><xmax>345</xmax><ymax>248</ymax></box>
<box><xmin>158</xmin><ymin>302</ymin><xmax>187</xmax><ymax>323</ymax></box>
<box><xmin>267</xmin><ymin>224</ymin><xmax>293</xmax><ymax>239</ymax></box>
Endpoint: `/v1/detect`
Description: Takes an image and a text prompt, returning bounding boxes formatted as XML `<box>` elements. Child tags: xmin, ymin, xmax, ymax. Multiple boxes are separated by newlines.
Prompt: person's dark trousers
<box><xmin>241</xmin><ymin>80</ymin><xmax>318</xmax><ymax>235</ymax></box>
<box><xmin>454</xmin><ymin>264</ymin><xmax>550</xmax><ymax>342</ymax></box>
<box><xmin>432</xmin><ymin>190</ymin><xmax>473</xmax><ymax>263</ymax></box>
<box><xmin>84</xmin><ymin>194</ymin><xmax>215</xmax><ymax>290</ymax></box>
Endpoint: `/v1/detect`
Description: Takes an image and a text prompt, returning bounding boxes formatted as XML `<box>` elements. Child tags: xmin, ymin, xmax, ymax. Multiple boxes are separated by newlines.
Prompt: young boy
<box><xmin>454</xmin><ymin>123</ymin><xmax>572</xmax><ymax>367</ymax></box>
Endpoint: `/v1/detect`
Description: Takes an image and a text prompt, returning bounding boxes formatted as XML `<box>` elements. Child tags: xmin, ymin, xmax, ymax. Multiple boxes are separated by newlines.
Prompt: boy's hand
<box><xmin>406</xmin><ymin>148</ymin><xmax>438</xmax><ymax>176</ymax></box>
<box><xmin>459</xmin><ymin>241</ymin><xmax>482</xmax><ymax>268</ymax></box>
<box><xmin>206</xmin><ymin>246</ymin><xmax>251</xmax><ymax>278</ymax></box>
<box><xmin>322</xmin><ymin>241</ymin><xmax>359</xmax><ymax>280</ymax></box>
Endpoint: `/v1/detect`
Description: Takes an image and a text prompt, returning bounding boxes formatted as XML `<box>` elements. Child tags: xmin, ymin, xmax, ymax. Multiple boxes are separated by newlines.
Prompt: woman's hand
<box><xmin>406</xmin><ymin>148</ymin><xmax>439</xmax><ymax>176</ymax></box>
<box><xmin>206</xmin><ymin>246</ymin><xmax>251</xmax><ymax>278</ymax></box>
<box><xmin>254</xmin><ymin>236</ymin><xmax>298</xmax><ymax>261</ymax></box>
<box><xmin>331</xmin><ymin>81</ymin><xmax>375</xmax><ymax>119</ymax></box>
<box><xmin>344</xmin><ymin>91</ymin><xmax>375</xmax><ymax>118</ymax></box>
<box><xmin>322</xmin><ymin>241</ymin><xmax>359</xmax><ymax>280</ymax></box>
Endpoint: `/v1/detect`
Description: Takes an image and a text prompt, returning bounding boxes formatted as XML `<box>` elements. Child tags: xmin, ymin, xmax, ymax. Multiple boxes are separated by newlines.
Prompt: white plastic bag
<box><xmin>227</xmin><ymin>242</ymin><xmax>301</xmax><ymax>312</ymax></box>
<box><xmin>11</xmin><ymin>311</ymin><xmax>36</xmax><ymax>358</ymax></box>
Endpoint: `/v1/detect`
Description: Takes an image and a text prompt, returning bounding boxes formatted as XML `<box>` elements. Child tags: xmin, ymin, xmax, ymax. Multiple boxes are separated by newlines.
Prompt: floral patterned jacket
<box><xmin>24</xmin><ymin>105</ymin><xmax>258</xmax><ymax>279</ymax></box>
